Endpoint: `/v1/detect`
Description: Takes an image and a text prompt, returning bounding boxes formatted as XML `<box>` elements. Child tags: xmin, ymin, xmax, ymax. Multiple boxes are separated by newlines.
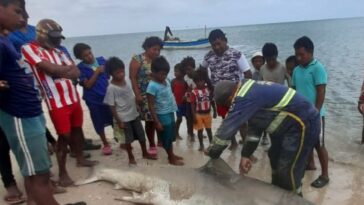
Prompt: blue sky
<box><xmin>26</xmin><ymin>0</ymin><xmax>364</xmax><ymax>37</ymax></box>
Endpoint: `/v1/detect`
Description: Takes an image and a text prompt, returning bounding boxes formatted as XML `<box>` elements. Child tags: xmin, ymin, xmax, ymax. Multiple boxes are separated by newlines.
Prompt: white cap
<box><xmin>251</xmin><ymin>51</ymin><xmax>263</xmax><ymax>60</ymax></box>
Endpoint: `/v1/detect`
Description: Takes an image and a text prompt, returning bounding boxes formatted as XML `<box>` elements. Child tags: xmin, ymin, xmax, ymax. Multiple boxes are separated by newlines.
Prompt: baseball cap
<box><xmin>251</xmin><ymin>51</ymin><xmax>263</xmax><ymax>60</ymax></box>
<box><xmin>36</xmin><ymin>19</ymin><xmax>65</xmax><ymax>39</ymax></box>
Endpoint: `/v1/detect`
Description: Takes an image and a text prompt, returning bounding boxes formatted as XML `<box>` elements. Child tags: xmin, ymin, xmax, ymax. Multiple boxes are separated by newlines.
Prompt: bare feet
<box><xmin>169</xmin><ymin>158</ymin><xmax>184</xmax><ymax>166</ymax></box>
<box><xmin>249</xmin><ymin>155</ymin><xmax>258</xmax><ymax>163</ymax></box>
<box><xmin>173</xmin><ymin>154</ymin><xmax>184</xmax><ymax>160</ymax></box>
<box><xmin>129</xmin><ymin>157</ymin><xmax>137</xmax><ymax>165</ymax></box>
<box><xmin>77</xmin><ymin>159</ymin><xmax>99</xmax><ymax>167</ymax></box>
<box><xmin>50</xmin><ymin>180</ymin><xmax>67</xmax><ymax>194</ymax></box>
<box><xmin>176</xmin><ymin>135</ymin><xmax>183</xmax><ymax>140</ymax></box>
<box><xmin>58</xmin><ymin>174</ymin><xmax>74</xmax><ymax>187</ymax></box>
<box><xmin>198</xmin><ymin>146</ymin><xmax>205</xmax><ymax>152</ymax></box>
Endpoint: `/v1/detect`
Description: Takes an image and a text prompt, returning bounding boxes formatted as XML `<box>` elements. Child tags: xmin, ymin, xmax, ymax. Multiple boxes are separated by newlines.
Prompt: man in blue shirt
<box><xmin>0</xmin><ymin>0</ymin><xmax>58</xmax><ymax>204</ymax></box>
<box><xmin>206</xmin><ymin>80</ymin><xmax>320</xmax><ymax>195</ymax></box>
<box><xmin>292</xmin><ymin>36</ymin><xmax>329</xmax><ymax>188</ymax></box>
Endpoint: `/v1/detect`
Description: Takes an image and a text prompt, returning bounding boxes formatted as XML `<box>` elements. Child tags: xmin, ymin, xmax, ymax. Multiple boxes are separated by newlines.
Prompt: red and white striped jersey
<box><xmin>191</xmin><ymin>87</ymin><xmax>211</xmax><ymax>112</ymax></box>
<box><xmin>21</xmin><ymin>41</ymin><xmax>79</xmax><ymax>111</ymax></box>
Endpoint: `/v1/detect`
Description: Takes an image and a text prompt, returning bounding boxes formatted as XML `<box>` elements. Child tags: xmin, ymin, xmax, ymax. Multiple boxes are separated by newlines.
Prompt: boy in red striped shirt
<box><xmin>191</xmin><ymin>69</ymin><xmax>214</xmax><ymax>151</ymax></box>
<box><xmin>21</xmin><ymin>19</ymin><xmax>97</xmax><ymax>187</ymax></box>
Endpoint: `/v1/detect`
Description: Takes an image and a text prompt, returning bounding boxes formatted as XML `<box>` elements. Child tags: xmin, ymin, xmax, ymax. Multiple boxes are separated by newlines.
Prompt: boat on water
<box><xmin>163</xmin><ymin>38</ymin><xmax>210</xmax><ymax>49</ymax></box>
<box><xmin>163</xmin><ymin>26</ymin><xmax>211</xmax><ymax>50</ymax></box>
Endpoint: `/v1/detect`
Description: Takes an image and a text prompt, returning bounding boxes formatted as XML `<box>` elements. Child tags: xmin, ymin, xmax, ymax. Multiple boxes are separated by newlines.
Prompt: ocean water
<box><xmin>63</xmin><ymin>17</ymin><xmax>364</xmax><ymax>167</ymax></box>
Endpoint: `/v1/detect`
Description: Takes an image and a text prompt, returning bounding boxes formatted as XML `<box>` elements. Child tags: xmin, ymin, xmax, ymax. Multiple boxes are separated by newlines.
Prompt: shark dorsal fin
<box><xmin>199</xmin><ymin>158</ymin><xmax>240</xmax><ymax>181</ymax></box>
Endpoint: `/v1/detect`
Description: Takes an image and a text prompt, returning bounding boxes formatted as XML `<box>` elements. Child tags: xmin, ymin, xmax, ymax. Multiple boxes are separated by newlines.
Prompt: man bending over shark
<box><xmin>206</xmin><ymin>79</ymin><xmax>320</xmax><ymax>195</ymax></box>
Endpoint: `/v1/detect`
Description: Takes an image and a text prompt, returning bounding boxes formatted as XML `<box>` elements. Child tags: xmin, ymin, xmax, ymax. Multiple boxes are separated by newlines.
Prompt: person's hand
<box><xmin>358</xmin><ymin>102</ymin><xmax>364</xmax><ymax>115</ymax></box>
<box><xmin>96</xmin><ymin>66</ymin><xmax>104</xmax><ymax>74</ymax></box>
<box><xmin>0</xmin><ymin>80</ymin><xmax>9</xmax><ymax>91</ymax></box>
<box><xmin>117</xmin><ymin>121</ymin><xmax>125</xmax><ymax>129</ymax></box>
<box><xmin>135</xmin><ymin>94</ymin><xmax>144</xmax><ymax>105</ymax></box>
<box><xmin>155</xmin><ymin>122</ymin><xmax>163</xmax><ymax>131</ymax></box>
<box><xmin>239</xmin><ymin>157</ymin><xmax>252</xmax><ymax>175</ymax></box>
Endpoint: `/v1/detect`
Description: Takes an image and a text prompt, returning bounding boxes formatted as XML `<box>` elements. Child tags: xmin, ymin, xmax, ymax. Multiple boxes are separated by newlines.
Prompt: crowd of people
<box><xmin>0</xmin><ymin>0</ymin><xmax>342</xmax><ymax>204</ymax></box>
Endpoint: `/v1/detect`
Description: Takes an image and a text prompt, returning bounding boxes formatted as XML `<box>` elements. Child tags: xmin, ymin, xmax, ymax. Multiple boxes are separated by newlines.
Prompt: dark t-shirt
<box><xmin>0</xmin><ymin>36</ymin><xmax>42</xmax><ymax>118</ymax></box>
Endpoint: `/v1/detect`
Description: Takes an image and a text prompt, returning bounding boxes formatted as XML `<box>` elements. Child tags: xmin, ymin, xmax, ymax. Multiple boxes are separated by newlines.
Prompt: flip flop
<box><xmin>311</xmin><ymin>175</ymin><xmax>329</xmax><ymax>188</ymax></box>
<box><xmin>4</xmin><ymin>194</ymin><xmax>26</xmax><ymax>205</ymax></box>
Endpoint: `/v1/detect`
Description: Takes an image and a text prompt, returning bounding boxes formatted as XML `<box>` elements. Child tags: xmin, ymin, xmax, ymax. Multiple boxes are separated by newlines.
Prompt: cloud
<box><xmin>25</xmin><ymin>0</ymin><xmax>364</xmax><ymax>37</ymax></box>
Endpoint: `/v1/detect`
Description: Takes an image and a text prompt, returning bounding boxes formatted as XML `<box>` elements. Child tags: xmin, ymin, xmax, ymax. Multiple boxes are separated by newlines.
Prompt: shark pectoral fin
<box><xmin>74</xmin><ymin>176</ymin><xmax>100</xmax><ymax>186</ymax></box>
<box><xmin>113</xmin><ymin>183</ymin><xmax>122</xmax><ymax>190</ymax></box>
<box><xmin>116</xmin><ymin>192</ymin><xmax>154</xmax><ymax>205</ymax></box>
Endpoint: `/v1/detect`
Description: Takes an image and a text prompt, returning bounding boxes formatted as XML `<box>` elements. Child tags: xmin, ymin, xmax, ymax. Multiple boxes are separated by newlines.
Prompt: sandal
<box><xmin>311</xmin><ymin>175</ymin><xmax>329</xmax><ymax>188</ymax></box>
<box><xmin>102</xmin><ymin>145</ymin><xmax>112</xmax><ymax>155</ymax></box>
<box><xmin>4</xmin><ymin>194</ymin><xmax>26</xmax><ymax>205</ymax></box>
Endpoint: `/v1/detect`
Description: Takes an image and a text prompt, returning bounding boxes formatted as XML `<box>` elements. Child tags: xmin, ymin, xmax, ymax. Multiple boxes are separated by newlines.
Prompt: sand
<box><xmin>1</xmin><ymin>103</ymin><xmax>364</xmax><ymax>205</ymax></box>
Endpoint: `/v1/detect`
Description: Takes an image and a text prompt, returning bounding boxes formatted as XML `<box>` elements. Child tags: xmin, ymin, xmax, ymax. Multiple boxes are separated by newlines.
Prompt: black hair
<box><xmin>180</xmin><ymin>56</ymin><xmax>195</xmax><ymax>69</ymax></box>
<box><xmin>142</xmin><ymin>36</ymin><xmax>163</xmax><ymax>50</ymax></box>
<box><xmin>0</xmin><ymin>0</ymin><xmax>24</xmax><ymax>7</ymax></box>
<box><xmin>262</xmin><ymin>43</ymin><xmax>278</xmax><ymax>58</ymax></box>
<box><xmin>174</xmin><ymin>63</ymin><xmax>184</xmax><ymax>73</ymax></box>
<box><xmin>105</xmin><ymin>57</ymin><xmax>125</xmax><ymax>76</ymax></box>
<box><xmin>151</xmin><ymin>56</ymin><xmax>170</xmax><ymax>73</ymax></box>
<box><xmin>294</xmin><ymin>36</ymin><xmax>314</xmax><ymax>53</ymax></box>
<box><xmin>208</xmin><ymin>29</ymin><xmax>227</xmax><ymax>43</ymax></box>
<box><xmin>192</xmin><ymin>67</ymin><xmax>209</xmax><ymax>83</ymax></box>
<box><xmin>285</xmin><ymin>55</ymin><xmax>298</xmax><ymax>66</ymax></box>
<box><xmin>73</xmin><ymin>43</ymin><xmax>91</xmax><ymax>59</ymax></box>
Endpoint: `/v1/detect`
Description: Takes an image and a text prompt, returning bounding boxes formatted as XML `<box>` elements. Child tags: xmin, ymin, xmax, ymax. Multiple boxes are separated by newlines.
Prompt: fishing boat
<box><xmin>163</xmin><ymin>26</ymin><xmax>211</xmax><ymax>50</ymax></box>
<box><xmin>163</xmin><ymin>38</ymin><xmax>210</xmax><ymax>49</ymax></box>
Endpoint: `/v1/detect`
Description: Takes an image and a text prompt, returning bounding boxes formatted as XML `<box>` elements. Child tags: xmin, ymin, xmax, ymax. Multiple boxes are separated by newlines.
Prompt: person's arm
<box><xmin>110</xmin><ymin>106</ymin><xmax>124</xmax><ymax>129</ymax></box>
<box><xmin>129</xmin><ymin>58</ymin><xmax>143</xmax><ymax>104</ymax></box>
<box><xmin>358</xmin><ymin>80</ymin><xmax>364</xmax><ymax>114</ymax></box>
<box><xmin>147</xmin><ymin>94</ymin><xmax>163</xmax><ymax>131</ymax></box>
<box><xmin>237</xmin><ymin>54</ymin><xmax>252</xmax><ymax>79</ymax></box>
<box><xmin>82</xmin><ymin>66</ymin><xmax>104</xmax><ymax>89</ymax></box>
<box><xmin>191</xmin><ymin>92</ymin><xmax>197</xmax><ymax>123</ymax></box>
<box><xmin>206</xmin><ymin>96</ymin><xmax>259</xmax><ymax>159</ymax></box>
<box><xmin>313</xmin><ymin>65</ymin><xmax>327</xmax><ymax>112</ymax></box>
<box><xmin>0</xmin><ymin>50</ymin><xmax>9</xmax><ymax>91</ymax></box>
<box><xmin>315</xmin><ymin>84</ymin><xmax>326</xmax><ymax>111</ymax></box>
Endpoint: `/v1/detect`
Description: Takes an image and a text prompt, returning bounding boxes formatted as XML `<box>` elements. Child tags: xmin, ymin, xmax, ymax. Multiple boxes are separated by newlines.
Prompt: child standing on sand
<box><xmin>103</xmin><ymin>57</ymin><xmax>156</xmax><ymax>165</ymax></box>
<box><xmin>171</xmin><ymin>63</ymin><xmax>188</xmax><ymax>140</ymax></box>
<box><xmin>74</xmin><ymin>43</ymin><xmax>113</xmax><ymax>155</ymax></box>
<box><xmin>147</xmin><ymin>56</ymin><xmax>184</xmax><ymax>166</ymax></box>
<box><xmin>181</xmin><ymin>56</ymin><xmax>196</xmax><ymax>142</ymax></box>
<box><xmin>191</xmin><ymin>69</ymin><xmax>213</xmax><ymax>151</ymax></box>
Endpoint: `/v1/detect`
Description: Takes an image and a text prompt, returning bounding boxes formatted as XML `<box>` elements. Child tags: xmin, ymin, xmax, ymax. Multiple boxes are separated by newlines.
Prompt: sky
<box><xmin>26</xmin><ymin>0</ymin><xmax>364</xmax><ymax>37</ymax></box>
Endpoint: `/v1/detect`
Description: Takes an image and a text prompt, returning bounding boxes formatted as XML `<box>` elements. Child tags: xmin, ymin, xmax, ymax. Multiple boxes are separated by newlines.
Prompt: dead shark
<box><xmin>76</xmin><ymin>158</ymin><xmax>314</xmax><ymax>205</ymax></box>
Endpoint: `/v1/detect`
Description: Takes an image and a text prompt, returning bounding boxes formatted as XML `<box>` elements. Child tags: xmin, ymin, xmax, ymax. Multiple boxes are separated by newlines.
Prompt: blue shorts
<box><xmin>86</xmin><ymin>103</ymin><xmax>113</xmax><ymax>135</ymax></box>
<box><xmin>176</xmin><ymin>104</ymin><xmax>187</xmax><ymax>118</ymax></box>
<box><xmin>0</xmin><ymin>110</ymin><xmax>51</xmax><ymax>177</ymax></box>
<box><xmin>157</xmin><ymin>113</ymin><xmax>175</xmax><ymax>150</ymax></box>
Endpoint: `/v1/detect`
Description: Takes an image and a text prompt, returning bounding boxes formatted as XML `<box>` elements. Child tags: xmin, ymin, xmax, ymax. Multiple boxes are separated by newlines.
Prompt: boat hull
<box><xmin>163</xmin><ymin>38</ymin><xmax>210</xmax><ymax>49</ymax></box>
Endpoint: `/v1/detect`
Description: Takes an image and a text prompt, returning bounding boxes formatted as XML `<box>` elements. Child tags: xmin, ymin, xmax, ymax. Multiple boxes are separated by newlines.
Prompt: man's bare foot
<box><xmin>173</xmin><ymin>154</ymin><xmax>184</xmax><ymax>160</ymax></box>
<box><xmin>249</xmin><ymin>155</ymin><xmax>258</xmax><ymax>163</ymax></box>
<box><xmin>50</xmin><ymin>181</ymin><xmax>67</xmax><ymax>194</ymax></box>
<box><xmin>198</xmin><ymin>146</ymin><xmax>204</xmax><ymax>152</ymax></box>
<box><xmin>169</xmin><ymin>158</ymin><xmax>184</xmax><ymax>166</ymax></box>
<box><xmin>129</xmin><ymin>158</ymin><xmax>137</xmax><ymax>165</ymax></box>
<box><xmin>58</xmin><ymin>175</ymin><xmax>74</xmax><ymax>187</ymax></box>
<box><xmin>77</xmin><ymin>159</ymin><xmax>99</xmax><ymax>167</ymax></box>
<box><xmin>143</xmin><ymin>153</ymin><xmax>158</xmax><ymax>160</ymax></box>
<box><xmin>176</xmin><ymin>135</ymin><xmax>183</xmax><ymax>140</ymax></box>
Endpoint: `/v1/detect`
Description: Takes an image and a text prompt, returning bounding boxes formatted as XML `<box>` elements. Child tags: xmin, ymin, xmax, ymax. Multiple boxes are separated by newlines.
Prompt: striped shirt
<box><xmin>191</xmin><ymin>88</ymin><xmax>211</xmax><ymax>112</ymax></box>
<box><xmin>21</xmin><ymin>41</ymin><xmax>79</xmax><ymax>110</ymax></box>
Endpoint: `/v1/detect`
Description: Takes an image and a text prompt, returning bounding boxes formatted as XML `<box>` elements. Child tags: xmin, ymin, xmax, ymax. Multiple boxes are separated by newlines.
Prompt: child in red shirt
<box><xmin>171</xmin><ymin>63</ymin><xmax>188</xmax><ymax>139</ymax></box>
